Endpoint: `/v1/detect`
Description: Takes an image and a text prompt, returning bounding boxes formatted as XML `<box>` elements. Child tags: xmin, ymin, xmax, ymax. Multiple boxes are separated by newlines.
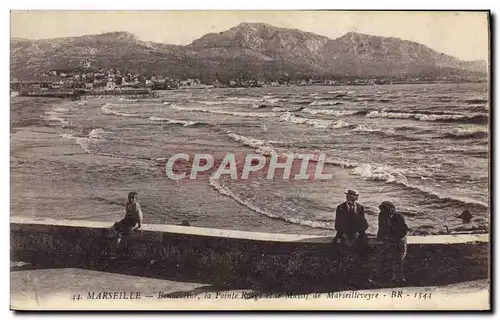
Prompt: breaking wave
<box><xmin>309</xmin><ymin>100</ymin><xmax>343</xmax><ymax>106</ymax></box>
<box><xmin>170</xmin><ymin>104</ymin><xmax>279</xmax><ymax>118</ymax></box>
<box><xmin>43</xmin><ymin>104</ymin><xmax>80</xmax><ymax>127</ymax></box>
<box><xmin>45</xmin><ymin>111</ymin><xmax>70</xmax><ymax>126</ymax></box>
<box><xmin>279</xmin><ymin>112</ymin><xmax>350</xmax><ymax>129</ymax></box>
<box><xmin>443</xmin><ymin>127</ymin><xmax>489</xmax><ymax>139</ymax></box>
<box><xmin>225</xmin><ymin>97</ymin><xmax>261</xmax><ymax>103</ymax></box>
<box><xmin>196</xmin><ymin>100</ymin><xmax>228</xmax><ymax>105</ymax></box>
<box><xmin>350</xmin><ymin>124</ymin><xmax>396</xmax><ymax>136</ymax></box>
<box><xmin>288</xmin><ymin>99</ymin><xmax>313</xmax><ymax>105</ymax></box>
<box><xmin>208</xmin><ymin>177</ymin><xmax>333</xmax><ymax>230</ymax></box>
<box><xmin>148</xmin><ymin>116</ymin><xmax>205</xmax><ymax>127</ymax></box>
<box><xmin>60</xmin><ymin>128</ymin><xmax>158</xmax><ymax>172</ymax></box>
<box><xmin>301</xmin><ymin>108</ymin><xmax>364</xmax><ymax>117</ymax></box>
<box><xmin>271</xmin><ymin>107</ymin><xmax>288</xmax><ymax>112</ymax></box>
<box><xmin>366</xmin><ymin>108</ymin><xmax>488</xmax><ymax>124</ymax></box>
<box><xmin>101</xmin><ymin>103</ymin><xmax>136</xmax><ymax>117</ymax></box>
<box><xmin>327</xmin><ymin>90</ymin><xmax>356</xmax><ymax>97</ymax></box>
<box><xmin>88</xmin><ymin>128</ymin><xmax>105</xmax><ymax>140</ymax></box>
<box><xmin>226</xmin><ymin>132</ymin><xmax>273</xmax><ymax>149</ymax></box>
<box><xmin>59</xmin><ymin>128</ymin><xmax>105</xmax><ymax>154</ymax></box>
<box><xmin>462</xmin><ymin>98</ymin><xmax>488</xmax><ymax>104</ymax></box>
<box><xmin>224</xmin><ymin>131</ymin><xmax>281</xmax><ymax>156</ymax></box>
<box><xmin>209</xmin><ymin>162</ymin><xmax>487</xmax><ymax>233</ymax></box>
<box><xmin>351</xmin><ymin>163</ymin><xmax>410</xmax><ymax>185</ymax></box>
<box><xmin>217</xmin><ymin>129</ymin><xmax>488</xmax><ymax>211</ymax></box>
<box><xmin>350</xmin><ymin>163</ymin><xmax>488</xmax><ymax>209</ymax></box>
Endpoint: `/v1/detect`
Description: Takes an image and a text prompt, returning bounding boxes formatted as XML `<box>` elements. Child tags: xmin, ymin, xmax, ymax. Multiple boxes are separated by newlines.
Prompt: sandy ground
<box><xmin>10</xmin><ymin>268</ymin><xmax>490</xmax><ymax>311</ymax></box>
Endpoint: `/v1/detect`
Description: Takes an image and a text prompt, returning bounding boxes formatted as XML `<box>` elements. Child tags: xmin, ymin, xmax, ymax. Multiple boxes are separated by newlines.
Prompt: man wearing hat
<box><xmin>334</xmin><ymin>189</ymin><xmax>368</xmax><ymax>243</ymax></box>
<box><xmin>334</xmin><ymin>189</ymin><xmax>371</xmax><ymax>286</ymax></box>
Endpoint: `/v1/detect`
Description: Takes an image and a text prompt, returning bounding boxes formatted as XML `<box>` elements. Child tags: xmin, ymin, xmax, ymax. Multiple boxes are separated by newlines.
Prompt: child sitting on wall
<box><xmin>113</xmin><ymin>191</ymin><xmax>143</xmax><ymax>235</ymax></box>
<box><xmin>110</xmin><ymin>192</ymin><xmax>143</xmax><ymax>258</ymax></box>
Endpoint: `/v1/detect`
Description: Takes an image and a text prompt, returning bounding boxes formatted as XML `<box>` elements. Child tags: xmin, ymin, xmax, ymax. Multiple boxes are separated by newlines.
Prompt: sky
<box><xmin>10</xmin><ymin>10</ymin><xmax>489</xmax><ymax>61</ymax></box>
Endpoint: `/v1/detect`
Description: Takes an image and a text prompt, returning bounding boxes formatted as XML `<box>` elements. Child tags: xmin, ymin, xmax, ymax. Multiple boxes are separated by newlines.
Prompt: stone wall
<box><xmin>11</xmin><ymin>217</ymin><xmax>489</xmax><ymax>289</ymax></box>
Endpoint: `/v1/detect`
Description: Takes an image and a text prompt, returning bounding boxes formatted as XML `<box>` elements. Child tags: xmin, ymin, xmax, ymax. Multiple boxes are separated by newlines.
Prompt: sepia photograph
<box><xmin>9</xmin><ymin>10</ymin><xmax>490</xmax><ymax>311</ymax></box>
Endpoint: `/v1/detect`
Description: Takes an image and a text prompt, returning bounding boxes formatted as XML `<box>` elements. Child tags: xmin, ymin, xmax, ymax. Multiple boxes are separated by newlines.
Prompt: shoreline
<box><xmin>9</xmin><ymin>96</ymin><xmax>330</xmax><ymax>236</ymax></box>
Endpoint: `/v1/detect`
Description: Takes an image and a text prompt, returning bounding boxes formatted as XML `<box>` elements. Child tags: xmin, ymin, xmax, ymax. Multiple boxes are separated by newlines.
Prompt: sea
<box><xmin>10</xmin><ymin>83</ymin><xmax>490</xmax><ymax>236</ymax></box>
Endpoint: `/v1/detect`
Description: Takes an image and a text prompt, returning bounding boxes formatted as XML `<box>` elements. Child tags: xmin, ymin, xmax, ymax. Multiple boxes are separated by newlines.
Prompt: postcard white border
<box><xmin>3</xmin><ymin>0</ymin><xmax>496</xmax><ymax>319</ymax></box>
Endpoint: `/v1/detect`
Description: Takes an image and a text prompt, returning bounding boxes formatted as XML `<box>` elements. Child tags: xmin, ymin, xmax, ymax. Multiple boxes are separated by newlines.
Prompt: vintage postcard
<box><xmin>10</xmin><ymin>10</ymin><xmax>490</xmax><ymax>311</ymax></box>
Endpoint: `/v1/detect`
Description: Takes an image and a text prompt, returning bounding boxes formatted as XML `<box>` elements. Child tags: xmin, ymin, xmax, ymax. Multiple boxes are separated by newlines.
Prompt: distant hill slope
<box><xmin>10</xmin><ymin>23</ymin><xmax>487</xmax><ymax>81</ymax></box>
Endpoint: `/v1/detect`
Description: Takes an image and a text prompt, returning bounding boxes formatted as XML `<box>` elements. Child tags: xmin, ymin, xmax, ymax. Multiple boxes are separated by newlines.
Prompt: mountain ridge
<box><xmin>10</xmin><ymin>23</ymin><xmax>487</xmax><ymax>81</ymax></box>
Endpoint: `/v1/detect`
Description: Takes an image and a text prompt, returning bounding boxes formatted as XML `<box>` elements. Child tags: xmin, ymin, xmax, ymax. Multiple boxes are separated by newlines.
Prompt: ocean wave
<box><xmin>208</xmin><ymin>177</ymin><xmax>333</xmax><ymax>230</ymax></box>
<box><xmin>442</xmin><ymin>147</ymin><xmax>488</xmax><ymax>157</ymax></box>
<box><xmin>226</xmin><ymin>97</ymin><xmax>261</xmax><ymax>103</ymax></box>
<box><xmin>431</xmin><ymin>95</ymin><xmax>455</xmax><ymax>100</ymax></box>
<box><xmin>456</xmin><ymin>114</ymin><xmax>489</xmax><ymax>124</ymax></box>
<box><xmin>352</xmin><ymin>97</ymin><xmax>377</xmax><ymax>102</ymax></box>
<box><xmin>170</xmin><ymin>104</ymin><xmax>279</xmax><ymax>118</ymax></box>
<box><xmin>101</xmin><ymin>103</ymin><xmax>136</xmax><ymax>117</ymax></box>
<box><xmin>60</xmin><ymin>130</ymin><xmax>159</xmax><ymax>169</ymax></box>
<box><xmin>366</xmin><ymin>110</ymin><xmax>414</xmax><ymax>119</ymax></box>
<box><xmin>288</xmin><ymin>99</ymin><xmax>313</xmax><ymax>105</ymax></box>
<box><xmin>251</xmin><ymin>104</ymin><xmax>265</xmax><ymax>109</ymax></box>
<box><xmin>148</xmin><ymin>116</ymin><xmax>204</xmax><ymax>127</ymax></box>
<box><xmin>327</xmin><ymin>90</ymin><xmax>356</xmax><ymax>96</ymax></box>
<box><xmin>351</xmin><ymin>163</ymin><xmax>409</xmax><ymax>184</ymax></box>
<box><xmin>462</xmin><ymin>98</ymin><xmax>488</xmax><ymax>104</ymax></box>
<box><xmin>209</xmin><ymin>175</ymin><xmax>487</xmax><ymax>233</ymax></box>
<box><xmin>44</xmin><ymin>104</ymin><xmax>73</xmax><ymax>126</ymax></box>
<box><xmin>309</xmin><ymin>100</ymin><xmax>343</xmax><ymax>106</ymax></box>
<box><xmin>279</xmin><ymin>112</ymin><xmax>350</xmax><ymax>129</ymax></box>
<box><xmin>350</xmin><ymin>124</ymin><xmax>396</xmax><ymax>135</ymax></box>
<box><xmin>435</xmin><ymin>98</ymin><xmax>455</xmax><ymax>103</ymax></box>
<box><xmin>349</xmin><ymin>163</ymin><xmax>488</xmax><ymax>209</ymax></box>
<box><xmin>220</xmin><ymin>130</ymin><xmax>488</xmax><ymax>210</ymax></box>
<box><xmin>393</xmin><ymin>125</ymin><xmax>425</xmax><ymax>131</ymax></box>
<box><xmin>264</xmin><ymin>98</ymin><xmax>282</xmax><ymax>104</ymax></box>
<box><xmin>225</xmin><ymin>132</ymin><xmax>358</xmax><ymax>167</ymax></box>
<box><xmin>301</xmin><ymin>108</ymin><xmax>363</xmax><ymax>117</ymax></box>
<box><xmin>196</xmin><ymin>100</ymin><xmax>227</xmax><ymax>105</ymax></box>
<box><xmin>443</xmin><ymin>127</ymin><xmax>489</xmax><ymax>139</ymax></box>
<box><xmin>271</xmin><ymin>107</ymin><xmax>288</xmax><ymax>112</ymax></box>
<box><xmin>88</xmin><ymin>128</ymin><xmax>105</xmax><ymax>139</ymax></box>
<box><xmin>366</xmin><ymin>109</ymin><xmax>488</xmax><ymax>124</ymax></box>
<box><xmin>467</xmin><ymin>105</ymin><xmax>489</xmax><ymax>113</ymax></box>
<box><xmin>59</xmin><ymin>129</ymin><xmax>101</xmax><ymax>154</ymax></box>
<box><xmin>226</xmin><ymin>132</ymin><xmax>276</xmax><ymax>149</ymax></box>
<box><xmin>44</xmin><ymin>111</ymin><xmax>70</xmax><ymax>126</ymax></box>
<box><xmin>385</xmin><ymin>108</ymin><xmax>458</xmax><ymax>116</ymax></box>
<box><xmin>323</xmin><ymin>157</ymin><xmax>359</xmax><ymax>169</ymax></box>
<box><xmin>377</xmin><ymin>99</ymin><xmax>393</xmax><ymax>103</ymax></box>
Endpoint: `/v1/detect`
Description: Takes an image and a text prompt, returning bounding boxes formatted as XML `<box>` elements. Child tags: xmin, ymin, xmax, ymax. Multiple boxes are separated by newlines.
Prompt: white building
<box><xmin>81</xmin><ymin>60</ymin><xmax>91</xmax><ymax>68</ymax></box>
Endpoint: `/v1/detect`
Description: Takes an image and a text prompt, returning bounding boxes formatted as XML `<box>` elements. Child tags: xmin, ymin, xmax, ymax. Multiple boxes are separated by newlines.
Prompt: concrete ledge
<box><xmin>11</xmin><ymin>216</ymin><xmax>489</xmax><ymax>244</ymax></box>
<box><xmin>11</xmin><ymin>217</ymin><xmax>490</xmax><ymax>289</ymax></box>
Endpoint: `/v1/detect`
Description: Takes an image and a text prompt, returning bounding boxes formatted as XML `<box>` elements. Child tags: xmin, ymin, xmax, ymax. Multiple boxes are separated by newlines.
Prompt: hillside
<box><xmin>10</xmin><ymin>23</ymin><xmax>487</xmax><ymax>81</ymax></box>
